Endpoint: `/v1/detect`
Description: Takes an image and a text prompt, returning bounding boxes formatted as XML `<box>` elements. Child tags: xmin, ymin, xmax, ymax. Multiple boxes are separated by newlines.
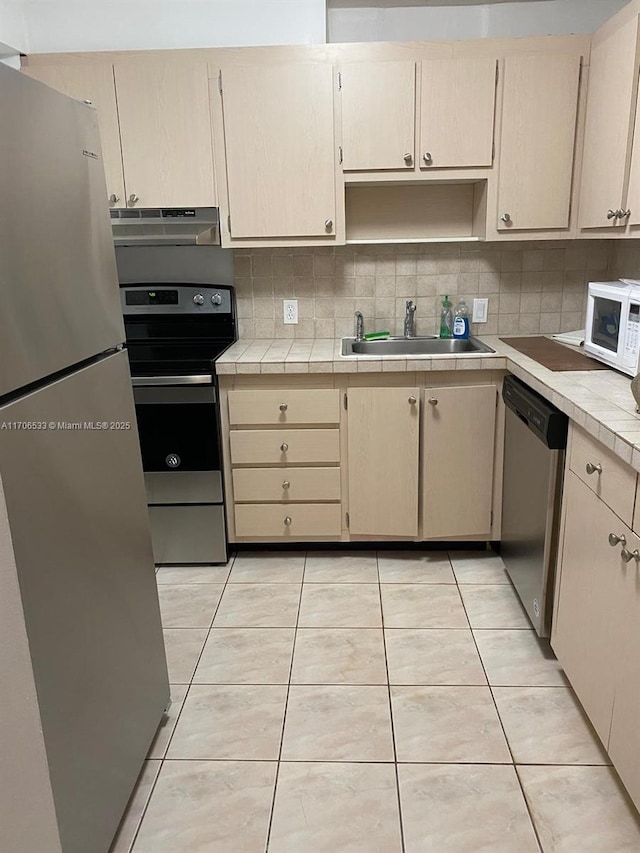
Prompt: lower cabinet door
<box><xmin>607</xmin><ymin>525</ymin><xmax>640</xmax><ymax>808</ymax></box>
<box><xmin>235</xmin><ymin>503</ymin><xmax>342</xmax><ymax>538</ymax></box>
<box><xmin>551</xmin><ymin>471</ymin><xmax>626</xmax><ymax>745</ymax></box>
<box><xmin>347</xmin><ymin>387</ymin><xmax>419</xmax><ymax>537</ymax></box>
<box><xmin>422</xmin><ymin>385</ymin><xmax>496</xmax><ymax>538</ymax></box>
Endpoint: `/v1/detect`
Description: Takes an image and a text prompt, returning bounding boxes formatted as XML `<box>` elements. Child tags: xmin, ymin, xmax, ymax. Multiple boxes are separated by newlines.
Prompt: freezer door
<box><xmin>0</xmin><ymin>65</ymin><xmax>123</xmax><ymax>397</ymax></box>
<box><xmin>0</xmin><ymin>350</ymin><xmax>168</xmax><ymax>853</ymax></box>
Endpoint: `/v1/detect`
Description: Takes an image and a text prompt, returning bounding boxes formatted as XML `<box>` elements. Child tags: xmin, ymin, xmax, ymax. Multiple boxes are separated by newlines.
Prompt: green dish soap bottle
<box><xmin>439</xmin><ymin>295</ymin><xmax>453</xmax><ymax>339</ymax></box>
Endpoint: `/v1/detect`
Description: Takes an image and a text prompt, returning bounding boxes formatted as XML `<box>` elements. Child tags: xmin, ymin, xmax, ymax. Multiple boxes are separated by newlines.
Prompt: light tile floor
<box><xmin>111</xmin><ymin>549</ymin><xmax>640</xmax><ymax>853</ymax></box>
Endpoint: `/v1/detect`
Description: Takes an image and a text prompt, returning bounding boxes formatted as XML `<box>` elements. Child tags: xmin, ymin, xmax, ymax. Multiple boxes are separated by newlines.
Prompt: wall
<box><xmin>233</xmin><ymin>240</ymin><xmax>612</xmax><ymax>340</ymax></box>
<box><xmin>18</xmin><ymin>0</ymin><xmax>326</xmax><ymax>53</ymax></box>
<box><xmin>610</xmin><ymin>243</ymin><xmax>640</xmax><ymax>280</ymax></box>
<box><xmin>0</xmin><ymin>0</ymin><xmax>27</xmax><ymax>54</ymax></box>
<box><xmin>328</xmin><ymin>0</ymin><xmax>628</xmax><ymax>42</ymax></box>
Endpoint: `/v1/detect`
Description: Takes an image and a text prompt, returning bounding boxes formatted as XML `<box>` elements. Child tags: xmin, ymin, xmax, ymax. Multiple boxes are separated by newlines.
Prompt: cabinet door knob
<box><xmin>428</xmin><ymin>397</ymin><xmax>438</xmax><ymax>406</ymax></box>
<box><xmin>279</xmin><ymin>403</ymin><xmax>288</xmax><ymax>412</ymax></box>
<box><xmin>109</xmin><ymin>193</ymin><xmax>120</xmax><ymax>204</ymax></box>
<box><xmin>501</xmin><ymin>213</ymin><xmax>511</xmax><ymax>223</ymax></box>
<box><xmin>607</xmin><ymin>209</ymin><xmax>618</xmax><ymax>220</ymax></box>
<box><xmin>621</xmin><ymin>548</ymin><xmax>640</xmax><ymax>563</ymax></box>
<box><xmin>619</xmin><ymin>209</ymin><xmax>631</xmax><ymax>218</ymax></box>
<box><xmin>609</xmin><ymin>533</ymin><xmax>627</xmax><ymax>547</ymax></box>
<box><xmin>128</xmin><ymin>193</ymin><xmax>139</xmax><ymax>205</ymax></box>
<box><xmin>284</xmin><ymin>516</ymin><xmax>292</xmax><ymax>526</ymax></box>
<box><xmin>586</xmin><ymin>462</ymin><xmax>602</xmax><ymax>475</ymax></box>
<box><xmin>282</xmin><ymin>480</ymin><xmax>291</xmax><ymax>490</ymax></box>
<box><xmin>423</xmin><ymin>152</ymin><xmax>432</xmax><ymax>164</ymax></box>
<box><xmin>325</xmin><ymin>219</ymin><xmax>333</xmax><ymax>232</ymax></box>
<box><xmin>82</xmin><ymin>99</ymin><xmax>93</xmax><ymax>105</ymax></box>
<box><xmin>408</xmin><ymin>396</ymin><xmax>417</xmax><ymax>405</ymax></box>
<box><xmin>403</xmin><ymin>152</ymin><xmax>413</xmax><ymax>164</ymax></box>
<box><xmin>280</xmin><ymin>442</ymin><xmax>289</xmax><ymax>452</ymax></box>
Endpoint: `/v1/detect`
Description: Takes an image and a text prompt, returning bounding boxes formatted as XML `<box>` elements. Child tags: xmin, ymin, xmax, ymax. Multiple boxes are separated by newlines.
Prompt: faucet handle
<box><xmin>406</xmin><ymin>300</ymin><xmax>416</xmax><ymax>312</ymax></box>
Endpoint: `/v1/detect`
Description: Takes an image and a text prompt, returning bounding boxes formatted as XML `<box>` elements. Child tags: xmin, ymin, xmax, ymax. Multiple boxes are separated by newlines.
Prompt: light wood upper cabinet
<box><xmin>340</xmin><ymin>61</ymin><xmax>416</xmax><ymax>171</ymax></box>
<box><xmin>347</xmin><ymin>387</ymin><xmax>419</xmax><ymax>537</ymax></box>
<box><xmin>23</xmin><ymin>64</ymin><xmax>125</xmax><ymax>207</ymax></box>
<box><xmin>419</xmin><ymin>58</ymin><xmax>497</xmax><ymax>168</ymax></box>
<box><xmin>24</xmin><ymin>60</ymin><xmax>216</xmax><ymax>210</ymax></box>
<box><xmin>497</xmin><ymin>54</ymin><xmax>581</xmax><ymax>231</ymax></box>
<box><xmin>218</xmin><ymin>62</ymin><xmax>337</xmax><ymax>239</ymax></box>
<box><xmin>114</xmin><ymin>63</ymin><xmax>216</xmax><ymax>208</ymax></box>
<box><xmin>422</xmin><ymin>385</ymin><xmax>497</xmax><ymax>539</ymax></box>
<box><xmin>625</xmin><ymin>77</ymin><xmax>640</xmax><ymax>225</ymax></box>
<box><xmin>578</xmin><ymin>14</ymin><xmax>640</xmax><ymax>229</ymax></box>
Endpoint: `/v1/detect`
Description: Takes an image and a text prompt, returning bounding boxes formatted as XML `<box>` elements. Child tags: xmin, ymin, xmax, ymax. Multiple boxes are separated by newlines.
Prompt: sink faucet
<box><xmin>404</xmin><ymin>300</ymin><xmax>416</xmax><ymax>338</ymax></box>
<box><xmin>354</xmin><ymin>310</ymin><xmax>364</xmax><ymax>341</ymax></box>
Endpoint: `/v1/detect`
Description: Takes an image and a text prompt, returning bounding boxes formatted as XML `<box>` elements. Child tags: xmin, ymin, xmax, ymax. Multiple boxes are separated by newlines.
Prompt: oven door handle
<box><xmin>131</xmin><ymin>375</ymin><xmax>213</xmax><ymax>387</ymax></box>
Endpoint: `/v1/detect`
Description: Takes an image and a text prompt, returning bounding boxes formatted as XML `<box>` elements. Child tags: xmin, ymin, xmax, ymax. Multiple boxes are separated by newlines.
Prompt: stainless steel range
<box><xmin>120</xmin><ymin>282</ymin><xmax>236</xmax><ymax>564</ymax></box>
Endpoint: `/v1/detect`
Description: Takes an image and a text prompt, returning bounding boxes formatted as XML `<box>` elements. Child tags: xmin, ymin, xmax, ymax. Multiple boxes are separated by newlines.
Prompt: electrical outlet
<box><xmin>472</xmin><ymin>298</ymin><xmax>489</xmax><ymax>324</ymax></box>
<box><xmin>283</xmin><ymin>299</ymin><xmax>298</xmax><ymax>324</ymax></box>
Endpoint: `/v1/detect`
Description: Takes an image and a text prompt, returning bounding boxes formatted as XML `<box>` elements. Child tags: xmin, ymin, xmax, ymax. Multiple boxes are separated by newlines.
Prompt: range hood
<box><xmin>110</xmin><ymin>207</ymin><xmax>220</xmax><ymax>246</ymax></box>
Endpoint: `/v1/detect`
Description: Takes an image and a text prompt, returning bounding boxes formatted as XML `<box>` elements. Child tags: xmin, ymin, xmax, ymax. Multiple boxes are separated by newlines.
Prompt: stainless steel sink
<box><xmin>341</xmin><ymin>336</ymin><xmax>495</xmax><ymax>356</ymax></box>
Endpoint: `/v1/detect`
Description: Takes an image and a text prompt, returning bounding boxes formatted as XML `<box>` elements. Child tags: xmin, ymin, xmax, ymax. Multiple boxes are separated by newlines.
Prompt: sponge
<box><xmin>363</xmin><ymin>331</ymin><xmax>391</xmax><ymax>340</ymax></box>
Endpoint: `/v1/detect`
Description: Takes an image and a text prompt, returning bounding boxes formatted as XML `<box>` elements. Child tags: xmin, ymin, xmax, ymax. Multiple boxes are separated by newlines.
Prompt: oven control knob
<box><xmin>165</xmin><ymin>453</ymin><xmax>181</xmax><ymax>469</ymax></box>
<box><xmin>193</xmin><ymin>294</ymin><xmax>205</xmax><ymax>306</ymax></box>
<box><xmin>211</xmin><ymin>292</ymin><xmax>223</xmax><ymax>305</ymax></box>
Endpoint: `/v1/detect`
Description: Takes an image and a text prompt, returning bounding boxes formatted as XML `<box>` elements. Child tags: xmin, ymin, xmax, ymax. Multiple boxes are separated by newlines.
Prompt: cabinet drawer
<box><xmin>230</xmin><ymin>429</ymin><xmax>340</xmax><ymax>465</ymax></box>
<box><xmin>228</xmin><ymin>389</ymin><xmax>340</xmax><ymax>426</ymax></box>
<box><xmin>233</xmin><ymin>467</ymin><xmax>341</xmax><ymax>502</ymax></box>
<box><xmin>569</xmin><ymin>426</ymin><xmax>637</xmax><ymax>526</ymax></box>
<box><xmin>235</xmin><ymin>503</ymin><xmax>342</xmax><ymax>538</ymax></box>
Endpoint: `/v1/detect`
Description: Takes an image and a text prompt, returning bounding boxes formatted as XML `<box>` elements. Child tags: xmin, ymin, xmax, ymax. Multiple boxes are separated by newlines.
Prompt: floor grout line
<box><xmin>452</xmin><ymin>549</ymin><xmax>545</xmax><ymax>853</ymax></box>
<box><xmin>377</xmin><ymin>552</ymin><xmax>407</xmax><ymax>853</ymax></box>
<box><xmin>263</xmin><ymin>550</ymin><xmax>307</xmax><ymax>852</ymax></box>
<box><xmin>127</xmin><ymin>553</ymin><xmax>237</xmax><ymax>853</ymax></box>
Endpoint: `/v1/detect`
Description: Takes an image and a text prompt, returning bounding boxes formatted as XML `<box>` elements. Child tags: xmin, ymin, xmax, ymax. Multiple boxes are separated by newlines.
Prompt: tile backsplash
<box><xmin>610</xmin><ymin>243</ymin><xmax>640</xmax><ymax>280</ymax></box>
<box><xmin>233</xmin><ymin>241</ymin><xmax>613</xmax><ymax>339</ymax></box>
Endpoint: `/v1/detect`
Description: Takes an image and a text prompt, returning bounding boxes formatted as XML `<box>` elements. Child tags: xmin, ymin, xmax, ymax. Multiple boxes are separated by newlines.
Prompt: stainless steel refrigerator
<box><xmin>0</xmin><ymin>65</ymin><xmax>169</xmax><ymax>853</ymax></box>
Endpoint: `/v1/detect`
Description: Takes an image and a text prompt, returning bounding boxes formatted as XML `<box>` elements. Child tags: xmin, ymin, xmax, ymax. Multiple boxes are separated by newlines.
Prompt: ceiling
<box><xmin>329</xmin><ymin>0</ymin><xmax>565</xmax><ymax>6</ymax></box>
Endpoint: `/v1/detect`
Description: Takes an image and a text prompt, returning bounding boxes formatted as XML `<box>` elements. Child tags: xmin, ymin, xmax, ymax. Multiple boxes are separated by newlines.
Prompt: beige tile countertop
<box><xmin>216</xmin><ymin>336</ymin><xmax>640</xmax><ymax>472</ymax></box>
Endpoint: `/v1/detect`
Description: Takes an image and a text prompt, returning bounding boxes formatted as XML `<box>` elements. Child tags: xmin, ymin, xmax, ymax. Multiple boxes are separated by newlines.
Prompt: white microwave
<box><xmin>584</xmin><ymin>280</ymin><xmax>640</xmax><ymax>376</ymax></box>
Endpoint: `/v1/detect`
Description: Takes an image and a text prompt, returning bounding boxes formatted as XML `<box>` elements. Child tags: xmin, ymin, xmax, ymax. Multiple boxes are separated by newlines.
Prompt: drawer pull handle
<box><xmin>282</xmin><ymin>480</ymin><xmax>291</xmax><ymax>490</ymax></box>
<box><xmin>279</xmin><ymin>403</ymin><xmax>288</xmax><ymax>412</ymax></box>
<box><xmin>280</xmin><ymin>442</ymin><xmax>289</xmax><ymax>452</ymax></box>
<box><xmin>586</xmin><ymin>462</ymin><xmax>602</xmax><ymax>475</ymax></box>
<box><xmin>609</xmin><ymin>533</ymin><xmax>627</xmax><ymax>547</ymax></box>
<box><xmin>621</xmin><ymin>548</ymin><xmax>640</xmax><ymax>563</ymax></box>
<box><xmin>284</xmin><ymin>516</ymin><xmax>292</xmax><ymax>526</ymax></box>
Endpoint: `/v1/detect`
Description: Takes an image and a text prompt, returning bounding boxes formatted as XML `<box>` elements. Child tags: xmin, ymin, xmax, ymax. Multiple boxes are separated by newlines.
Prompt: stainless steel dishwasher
<box><xmin>501</xmin><ymin>375</ymin><xmax>568</xmax><ymax>638</ymax></box>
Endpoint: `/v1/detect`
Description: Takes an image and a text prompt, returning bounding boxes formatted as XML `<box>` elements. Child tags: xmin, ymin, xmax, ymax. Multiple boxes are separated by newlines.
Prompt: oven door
<box><xmin>584</xmin><ymin>283</ymin><xmax>628</xmax><ymax>368</ymax></box>
<box><xmin>132</xmin><ymin>381</ymin><xmax>220</xmax><ymax>473</ymax></box>
<box><xmin>132</xmin><ymin>379</ymin><xmax>227</xmax><ymax>564</ymax></box>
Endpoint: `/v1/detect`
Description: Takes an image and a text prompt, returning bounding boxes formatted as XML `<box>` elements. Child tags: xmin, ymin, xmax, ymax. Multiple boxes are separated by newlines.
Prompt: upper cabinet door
<box><xmin>23</xmin><ymin>64</ymin><xmax>125</xmax><ymax>207</ymax></box>
<box><xmin>341</xmin><ymin>61</ymin><xmax>416</xmax><ymax>171</ymax></box>
<box><xmin>419</xmin><ymin>58</ymin><xmax>497</xmax><ymax>168</ymax></box>
<box><xmin>624</xmin><ymin>78</ymin><xmax>640</xmax><ymax>226</ymax></box>
<box><xmin>578</xmin><ymin>15</ymin><xmax>640</xmax><ymax>229</ymax></box>
<box><xmin>497</xmin><ymin>53</ymin><xmax>581</xmax><ymax>231</ymax></box>
<box><xmin>220</xmin><ymin>63</ymin><xmax>336</xmax><ymax>239</ymax></box>
<box><xmin>114</xmin><ymin>62</ymin><xmax>216</xmax><ymax>208</ymax></box>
